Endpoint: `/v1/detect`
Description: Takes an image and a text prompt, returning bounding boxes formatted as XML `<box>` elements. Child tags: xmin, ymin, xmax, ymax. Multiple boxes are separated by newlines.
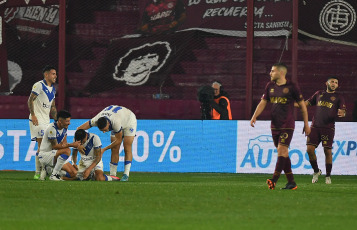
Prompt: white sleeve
<box><xmin>47</xmin><ymin>126</ymin><xmax>57</xmax><ymax>140</ymax></box>
<box><xmin>31</xmin><ymin>82</ymin><xmax>42</xmax><ymax>96</ymax></box>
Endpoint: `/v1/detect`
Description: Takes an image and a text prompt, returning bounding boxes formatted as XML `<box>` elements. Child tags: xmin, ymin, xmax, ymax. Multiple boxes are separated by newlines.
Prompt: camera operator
<box><xmin>197</xmin><ymin>82</ymin><xmax>232</xmax><ymax>120</ymax></box>
<box><xmin>210</xmin><ymin>81</ymin><xmax>232</xmax><ymax>120</ymax></box>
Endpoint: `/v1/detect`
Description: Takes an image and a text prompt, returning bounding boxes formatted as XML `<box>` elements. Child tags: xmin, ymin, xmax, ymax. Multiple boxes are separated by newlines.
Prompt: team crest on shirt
<box><xmin>331</xmin><ymin>96</ymin><xmax>336</xmax><ymax>101</ymax></box>
<box><xmin>270</xmin><ymin>89</ymin><xmax>274</xmax><ymax>93</ymax></box>
<box><xmin>49</xmin><ymin>131</ymin><xmax>53</xmax><ymax>134</ymax></box>
<box><xmin>283</xmin><ymin>88</ymin><xmax>289</xmax><ymax>94</ymax></box>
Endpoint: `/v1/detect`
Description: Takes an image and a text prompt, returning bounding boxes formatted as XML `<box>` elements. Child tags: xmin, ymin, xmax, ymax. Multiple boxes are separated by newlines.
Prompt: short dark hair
<box><xmin>272</xmin><ymin>62</ymin><xmax>288</xmax><ymax>70</ymax></box>
<box><xmin>42</xmin><ymin>65</ymin><xmax>56</xmax><ymax>74</ymax></box>
<box><xmin>327</xmin><ymin>76</ymin><xmax>339</xmax><ymax>81</ymax></box>
<box><xmin>57</xmin><ymin>110</ymin><xmax>71</xmax><ymax>120</ymax></box>
<box><xmin>74</xmin><ymin>129</ymin><xmax>87</xmax><ymax>141</ymax></box>
<box><xmin>97</xmin><ymin>117</ymin><xmax>108</xmax><ymax>129</ymax></box>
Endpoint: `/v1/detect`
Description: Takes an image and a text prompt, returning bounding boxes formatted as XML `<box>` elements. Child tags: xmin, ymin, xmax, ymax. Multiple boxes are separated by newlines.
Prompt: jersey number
<box><xmin>104</xmin><ymin>105</ymin><xmax>122</xmax><ymax>113</ymax></box>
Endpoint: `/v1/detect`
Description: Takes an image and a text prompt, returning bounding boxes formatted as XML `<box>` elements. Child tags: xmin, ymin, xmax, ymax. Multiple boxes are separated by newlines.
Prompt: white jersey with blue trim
<box><xmin>89</xmin><ymin>105</ymin><xmax>134</xmax><ymax>134</ymax></box>
<box><xmin>40</xmin><ymin>122</ymin><xmax>67</xmax><ymax>153</ymax></box>
<box><xmin>77</xmin><ymin>133</ymin><xmax>102</xmax><ymax>159</ymax></box>
<box><xmin>29</xmin><ymin>80</ymin><xmax>56</xmax><ymax>125</ymax></box>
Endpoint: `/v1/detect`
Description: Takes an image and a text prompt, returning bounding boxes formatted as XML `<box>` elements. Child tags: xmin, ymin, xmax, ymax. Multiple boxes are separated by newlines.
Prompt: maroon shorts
<box><xmin>307</xmin><ymin>126</ymin><xmax>335</xmax><ymax>149</ymax></box>
<box><xmin>271</xmin><ymin>129</ymin><xmax>294</xmax><ymax>147</ymax></box>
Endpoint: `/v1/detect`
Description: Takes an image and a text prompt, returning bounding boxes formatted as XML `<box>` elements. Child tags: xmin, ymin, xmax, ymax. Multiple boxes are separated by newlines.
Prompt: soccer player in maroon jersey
<box><xmin>303</xmin><ymin>77</ymin><xmax>346</xmax><ymax>184</ymax></box>
<box><xmin>250</xmin><ymin>63</ymin><xmax>310</xmax><ymax>190</ymax></box>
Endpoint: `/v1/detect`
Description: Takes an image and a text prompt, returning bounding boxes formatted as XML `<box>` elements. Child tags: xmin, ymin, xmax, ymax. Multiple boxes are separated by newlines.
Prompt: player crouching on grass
<box><xmin>38</xmin><ymin>110</ymin><xmax>81</xmax><ymax>181</ymax></box>
<box><xmin>72</xmin><ymin>129</ymin><xmax>120</xmax><ymax>181</ymax></box>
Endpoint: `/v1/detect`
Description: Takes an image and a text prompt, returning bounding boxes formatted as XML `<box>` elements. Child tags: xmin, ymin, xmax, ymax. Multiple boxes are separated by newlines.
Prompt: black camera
<box><xmin>197</xmin><ymin>85</ymin><xmax>214</xmax><ymax>119</ymax></box>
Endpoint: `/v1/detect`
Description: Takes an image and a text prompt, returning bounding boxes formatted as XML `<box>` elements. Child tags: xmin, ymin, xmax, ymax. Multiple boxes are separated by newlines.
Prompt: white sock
<box><xmin>35</xmin><ymin>154</ymin><xmax>41</xmax><ymax>174</ymax></box>
<box><xmin>124</xmin><ymin>161</ymin><xmax>131</xmax><ymax>176</ymax></box>
<box><xmin>104</xmin><ymin>174</ymin><xmax>113</xmax><ymax>181</ymax></box>
<box><xmin>52</xmin><ymin>155</ymin><xmax>68</xmax><ymax>175</ymax></box>
<box><xmin>110</xmin><ymin>162</ymin><xmax>118</xmax><ymax>176</ymax></box>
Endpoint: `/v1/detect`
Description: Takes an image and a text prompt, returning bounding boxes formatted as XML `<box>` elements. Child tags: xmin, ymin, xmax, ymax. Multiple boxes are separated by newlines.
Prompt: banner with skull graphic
<box><xmin>85</xmin><ymin>31</ymin><xmax>196</xmax><ymax>94</ymax></box>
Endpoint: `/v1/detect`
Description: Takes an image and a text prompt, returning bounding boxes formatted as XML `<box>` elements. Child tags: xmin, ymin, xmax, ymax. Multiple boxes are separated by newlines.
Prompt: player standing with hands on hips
<box><xmin>250</xmin><ymin>63</ymin><xmax>310</xmax><ymax>190</ymax></box>
<box><xmin>77</xmin><ymin>105</ymin><xmax>137</xmax><ymax>182</ymax></box>
<box><xmin>28</xmin><ymin>65</ymin><xmax>58</xmax><ymax>180</ymax></box>
<box><xmin>296</xmin><ymin>76</ymin><xmax>346</xmax><ymax>184</ymax></box>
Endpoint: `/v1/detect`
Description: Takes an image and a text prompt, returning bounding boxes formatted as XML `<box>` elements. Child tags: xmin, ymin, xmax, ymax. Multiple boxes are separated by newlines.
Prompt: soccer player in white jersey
<box><xmin>77</xmin><ymin>105</ymin><xmax>137</xmax><ymax>182</ymax></box>
<box><xmin>38</xmin><ymin>110</ymin><xmax>81</xmax><ymax>181</ymax></box>
<box><xmin>28</xmin><ymin>65</ymin><xmax>58</xmax><ymax>180</ymax></box>
<box><xmin>72</xmin><ymin>129</ymin><xmax>120</xmax><ymax>181</ymax></box>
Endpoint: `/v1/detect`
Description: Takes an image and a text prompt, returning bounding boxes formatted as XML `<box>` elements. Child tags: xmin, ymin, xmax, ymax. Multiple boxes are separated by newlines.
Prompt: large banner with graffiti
<box><xmin>86</xmin><ymin>30</ymin><xmax>196</xmax><ymax>93</ymax></box>
<box><xmin>1</xmin><ymin>119</ymin><xmax>356</xmax><ymax>175</ymax></box>
<box><xmin>137</xmin><ymin>0</ymin><xmax>293</xmax><ymax>36</ymax></box>
<box><xmin>299</xmin><ymin>0</ymin><xmax>357</xmax><ymax>46</ymax></box>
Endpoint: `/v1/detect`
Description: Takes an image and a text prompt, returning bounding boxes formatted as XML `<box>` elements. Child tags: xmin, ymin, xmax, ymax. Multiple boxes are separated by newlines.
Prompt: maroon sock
<box><xmin>272</xmin><ymin>156</ymin><xmax>286</xmax><ymax>182</ymax></box>
<box><xmin>310</xmin><ymin>160</ymin><xmax>319</xmax><ymax>173</ymax></box>
<box><xmin>326</xmin><ymin>163</ymin><xmax>332</xmax><ymax>177</ymax></box>
<box><xmin>284</xmin><ymin>157</ymin><xmax>295</xmax><ymax>183</ymax></box>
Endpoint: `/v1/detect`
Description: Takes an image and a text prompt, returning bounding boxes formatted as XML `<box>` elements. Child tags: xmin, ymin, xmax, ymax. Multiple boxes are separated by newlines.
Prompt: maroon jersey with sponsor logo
<box><xmin>142</xmin><ymin>0</ymin><xmax>185</xmax><ymax>33</ymax></box>
<box><xmin>262</xmin><ymin>80</ymin><xmax>304</xmax><ymax>129</ymax></box>
<box><xmin>307</xmin><ymin>90</ymin><xmax>346</xmax><ymax>128</ymax></box>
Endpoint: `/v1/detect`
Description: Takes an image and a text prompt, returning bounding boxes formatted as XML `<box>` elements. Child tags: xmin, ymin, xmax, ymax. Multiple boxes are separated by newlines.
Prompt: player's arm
<box><xmin>297</xmin><ymin>100</ymin><xmax>311</xmax><ymax>135</ymax></box>
<box><xmin>337</xmin><ymin>109</ymin><xmax>346</xmax><ymax>117</ymax></box>
<box><xmin>50</xmin><ymin>100</ymin><xmax>57</xmax><ymax>120</ymax></box>
<box><xmin>250</xmin><ymin>99</ymin><xmax>267</xmax><ymax>127</ymax></box>
<box><xmin>77</xmin><ymin>121</ymin><xmax>91</xmax><ymax>130</ymax></box>
<box><xmin>28</xmin><ymin>92</ymin><xmax>39</xmax><ymax>125</ymax></box>
<box><xmin>101</xmin><ymin>130</ymin><xmax>123</xmax><ymax>154</ymax></box>
<box><xmin>83</xmin><ymin>148</ymin><xmax>102</xmax><ymax>179</ymax></box>
<box><xmin>50</xmin><ymin>137</ymin><xmax>81</xmax><ymax>150</ymax></box>
<box><xmin>71</xmin><ymin>148</ymin><xmax>78</xmax><ymax>170</ymax></box>
<box><xmin>294</xmin><ymin>100</ymin><xmax>309</xmax><ymax>108</ymax></box>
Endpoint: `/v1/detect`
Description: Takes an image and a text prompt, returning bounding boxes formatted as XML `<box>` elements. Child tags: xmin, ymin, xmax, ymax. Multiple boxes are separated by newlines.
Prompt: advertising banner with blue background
<box><xmin>0</xmin><ymin>119</ymin><xmax>237</xmax><ymax>173</ymax></box>
<box><xmin>0</xmin><ymin>119</ymin><xmax>356</xmax><ymax>174</ymax></box>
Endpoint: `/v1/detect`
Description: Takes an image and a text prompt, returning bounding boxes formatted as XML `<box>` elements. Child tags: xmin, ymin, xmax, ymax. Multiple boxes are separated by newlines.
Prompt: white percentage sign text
<box><xmin>153</xmin><ymin>131</ymin><xmax>181</xmax><ymax>162</ymax></box>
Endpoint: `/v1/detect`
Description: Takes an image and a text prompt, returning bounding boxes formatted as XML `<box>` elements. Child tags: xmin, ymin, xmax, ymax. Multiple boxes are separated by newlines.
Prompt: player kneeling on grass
<box><xmin>38</xmin><ymin>110</ymin><xmax>81</xmax><ymax>181</ymax></box>
<box><xmin>72</xmin><ymin>129</ymin><xmax>120</xmax><ymax>181</ymax></box>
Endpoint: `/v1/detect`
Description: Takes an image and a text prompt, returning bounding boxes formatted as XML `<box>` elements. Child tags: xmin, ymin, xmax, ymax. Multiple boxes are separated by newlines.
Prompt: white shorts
<box><xmin>29</xmin><ymin>121</ymin><xmax>49</xmax><ymax>141</ymax></box>
<box><xmin>38</xmin><ymin>150</ymin><xmax>69</xmax><ymax>167</ymax></box>
<box><xmin>77</xmin><ymin>157</ymin><xmax>104</xmax><ymax>180</ymax></box>
<box><xmin>111</xmin><ymin>113</ymin><xmax>137</xmax><ymax>137</ymax></box>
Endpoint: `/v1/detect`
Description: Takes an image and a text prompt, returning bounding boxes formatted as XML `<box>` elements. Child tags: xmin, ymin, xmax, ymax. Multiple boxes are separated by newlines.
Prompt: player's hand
<box><xmin>337</xmin><ymin>109</ymin><xmax>346</xmax><ymax>117</ymax></box>
<box><xmin>83</xmin><ymin>169</ymin><xmax>90</xmax><ymax>180</ymax></box>
<box><xmin>31</xmin><ymin>115</ymin><xmax>39</xmax><ymax>126</ymax></box>
<box><xmin>250</xmin><ymin>118</ymin><xmax>256</xmax><ymax>127</ymax></box>
<box><xmin>303</xmin><ymin>125</ymin><xmax>311</xmax><ymax>136</ymax></box>
<box><xmin>77</xmin><ymin>145</ymin><xmax>86</xmax><ymax>154</ymax></box>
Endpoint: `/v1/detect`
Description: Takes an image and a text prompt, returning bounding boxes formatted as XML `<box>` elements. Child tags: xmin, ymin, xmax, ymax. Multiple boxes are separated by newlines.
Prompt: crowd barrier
<box><xmin>0</xmin><ymin>119</ymin><xmax>356</xmax><ymax>175</ymax></box>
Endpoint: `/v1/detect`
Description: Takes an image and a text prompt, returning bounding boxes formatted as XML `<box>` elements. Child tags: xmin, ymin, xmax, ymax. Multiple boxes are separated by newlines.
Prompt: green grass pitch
<box><xmin>1</xmin><ymin>171</ymin><xmax>357</xmax><ymax>230</ymax></box>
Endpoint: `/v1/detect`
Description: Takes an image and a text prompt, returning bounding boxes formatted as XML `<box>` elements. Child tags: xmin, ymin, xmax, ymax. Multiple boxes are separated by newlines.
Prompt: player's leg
<box><xmin>61</xmin><ymin>162</ymin><xmax>78</xmax><ymax>179</ymax></box>
<box><xmin>50</xmin><ymin>148</ymin><xmax>71</xmax><ymax>181</ymax></box>
<box><xmin>323</xmin><ymin>148</ymin><xmax>333</xmax><ymax>184</ymax></box>
<box><xmin>121</xmin><ymin>114</ymin><xmax>137</xmax><ymax>182</ymax></box>
<box><xmin>38</xmin><ymin>150</ymin><xmax>54</xmax><ymax>180</ymax></box>
<box><xmin>306</xmin><ymin>127</ymin><xmax>322</xmax><ymax>183</ymax></box>
<box><xmin>278</xmin><ymin>130</ymin><xmax>297</xmax><ymax>190</ymax></box>
<box><xmin>121</xmin><ymin>135</ymin><xmax>134</xmax><ymax>182</ymax></box>
<box><xmin>29</xmin><ymin>121</ymin><xmax>44</xmax><ymax>179</ymax></box>
<box><xmin>109</xmin><ymin>134</ymin><xmax>122</xmax><ymax>176</ymax></box>
<box><xmin>322</xmin><ymin>128</ymin><xmax>334</xmax><ymax>184</ymax></box>
<box><xmin>267</xmin><ymin>130</ymin><xmax>284</xmax><ymax>189</ymax></box>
